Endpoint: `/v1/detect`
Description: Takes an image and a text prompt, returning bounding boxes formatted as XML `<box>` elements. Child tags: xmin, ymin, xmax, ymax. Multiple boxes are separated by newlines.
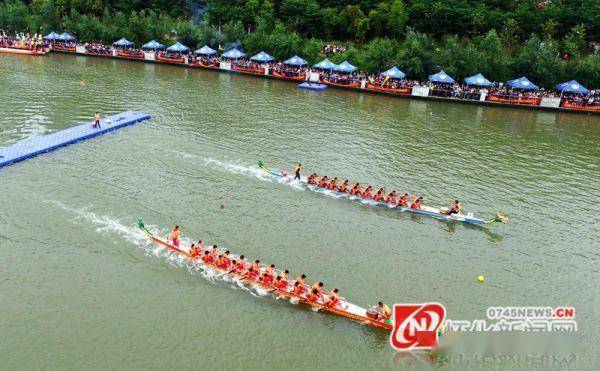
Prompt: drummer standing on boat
<box><xmin>170</xmin><ymin>225</ymin><xmax>180</xmax><ymax>247</ymax></box>
<box><xmin>294</xmin><ymin>163</ymin><xmax>301</xmax><ymax>180</ymax></box>
<box><xmin>93</xmin><ymin>112</ymin><xmax>101</xmax><ymax>129</ymax></box>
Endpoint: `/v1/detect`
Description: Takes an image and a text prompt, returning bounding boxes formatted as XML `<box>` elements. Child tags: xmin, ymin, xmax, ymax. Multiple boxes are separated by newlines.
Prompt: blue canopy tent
<box><xmin>113</xmin><ymin>38</ymin><xmax>134</xmax><ymax>47</ymax></box>
<box><xmin>142</xmin><ymin>40</ymin><xmax>164</xmax><ymax>50</ymax></box>
<box><xmin>221</xmin><ymin>48</ymin><xmax>245</xmax><ymax>59</ymax></box>
<box><xmin>284</xmin><ymin>55</ymin><xmax>308</xmax><ymax>66</ymax></box>
<box><xmin>43</xmin><ymin>32</ymin><xmax>59</xmax><ymax>41</ymax></box>
<box><xmin>556</xmin><ymin>80</ymin><xmax>589</xmax><ymax>95</ymax></box>
<box><xmin>250</xmin><ymin>51</ymin><xmax>275</xmax><ymax>62</ymax></box>
<box><xmin>166</xmin><ymin>42</ymin><xmax>189</xmax><ymax>53</ymax></box>
<box><xmin>507</xmin><ymin>77</ymin><xmax>539</xmax><ymax>90</ymax></box>
<box><xmin>464</xmin><ymin>73</ymin><xmax>493</xmax><ymax>87</ymax></box>
<box><xmin>313</xmin><ymin>58</ymin><xmax>336</xmax><ymax>69</ymax></box>
<box><xmin>332</xmin><ymin>61</ymin><xmax>357</xmax><ymax>73</ymax></box>
<box><xmin>58</xmin><ymin>32</ymin><xmax>76</xmax><ymax>42</ymax></box>
<box><xmin>428</xmin><ymin>71</ymin><xmax>455</xmax><ymax>84</ymax></box>
<box><xmin>194</xmin><ymin>45</ymin><xmax>217</xmax><ymax>55</ymax></box>
<box><xmin>379</xmin><ymin>66</ymin><xmax>406</xmax><ymax>79</ymax></box>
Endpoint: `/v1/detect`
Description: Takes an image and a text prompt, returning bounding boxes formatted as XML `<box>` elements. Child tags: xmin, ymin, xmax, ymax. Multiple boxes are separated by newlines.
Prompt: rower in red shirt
<box><xmin>317</xmin><ymin>176</ymin><xmax>328</xmax><ymax>187</ymax></box>
<box><xmin>202</xmin><ymin>250</ymin><xmax>215</xmax><ymax>264</ymax></box>
<box><xmin>274</xmin><ymin>275</ymin><xmax>289</xmax><ymax>291</ymax></box>
<box><xmin>293</xmin><ymin>280</ymin><xmax>307</xmax><ymax>296</ymax></box>
<box><xmin>349</xmin><ymin>183</ymin><xmax>361</xmax><ymax>195</ymax></box>
<box><xmin>410</xmin><ymin>196</ymin><xmax>424</xmax><ymax>209</ymax></box>
<box><xmin>245</xmin><ymin>267</ymin><xmax>259</xmax><ymax>281</ymax></box>
<box><xmin>307</xmin><ymin>288</ymin><xmax>322</xmax><ymax>303</ymax></box>
<box><xmin>361</xmin><ymin>186</ymin><xmax>373</xmax><ymax>198</ymax></box>
<box><xmin>327</xmin><ymin>177</ymin><xmax>339</xmax><ymax>190</ymax></box>
<box><xmin>325</xmin><ymin>288</ymin><xmax>340</xmax><ymax>308</ymax></box>
<box><xmin>373</xmin><ymin>188</ymin><xmax>385</xmax><ymax>201</ymax></box>
<box><xmin>208</xmin><ymin>245</ymin><xmax>218</xmax><ymax>259</ymax></box>
<box><xmin>216</xmin><ymin>251</ymin><xmax>231</xmax><ymax>269</ymax></box>
<box><xmin>189</xmin><ymin>243</ymin><xmax>200</xmax><ymax>258</ymax></box>
<box><xmin>261</xmin><ymin>272</ymin><xmax>275</xmax><ymax>285</ymax></box>
<box><xmin>338</xmin><ymin>180</ymin><xmax>349</xmax><ymax>193</ymax></box>
<box><xmin>397</xmin><ymin>193</ymin><xmax>410</xmax><ymax>207</ymax></box>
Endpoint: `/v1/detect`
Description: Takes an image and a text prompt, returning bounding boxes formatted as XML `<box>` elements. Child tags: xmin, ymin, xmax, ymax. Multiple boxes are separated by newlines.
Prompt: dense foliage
<box><xmin>1</xmin><ymin>0</ymin><xmax>599</xmax><ymax>88</ymax></box>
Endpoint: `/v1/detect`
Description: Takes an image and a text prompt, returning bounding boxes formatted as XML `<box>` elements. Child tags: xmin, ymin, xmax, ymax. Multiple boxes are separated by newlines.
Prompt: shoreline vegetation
<box><xmin>1</xmin><ymin>0</ymin><xmax>598</xmax><ymax>113</ymax></box>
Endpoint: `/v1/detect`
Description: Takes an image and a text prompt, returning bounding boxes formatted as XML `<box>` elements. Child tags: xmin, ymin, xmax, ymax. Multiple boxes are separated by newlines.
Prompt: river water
<box><xmin>1</xmin><ymin>53</ymin><xmax>599</xmax><ymax>369</ymax></box>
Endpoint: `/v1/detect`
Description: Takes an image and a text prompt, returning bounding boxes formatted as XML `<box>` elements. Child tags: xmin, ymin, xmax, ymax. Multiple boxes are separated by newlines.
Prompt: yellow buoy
<box><xmin>477</xmin><ymin>275</ymin><xmax>485</xmax><ymax>283</ymax></box>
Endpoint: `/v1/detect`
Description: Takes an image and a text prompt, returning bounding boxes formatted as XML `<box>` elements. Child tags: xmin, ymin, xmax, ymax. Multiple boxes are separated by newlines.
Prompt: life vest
<box><xmin>318</xmin><ymin>178</ymin><xmax>328</xmax><ymax>187</ymax></box>
<box><xmin>246</xmin><ymin>269</ymin><xmax>259</xmax><ymax>281</ymax></box>
<box><xmin>294</xmin><ymin>165</ymin><xmax>301</xmax><ymax>173</ymax></box>
<box><xmin>398</xmin><ymin>197</ymin><xmax>408</xmax><ymax>207</ymax></box>
<box><xmin>452</xmin><ymin>203</ymin><xmax>461</xmax><ymax>213</ymax></box>
<box><xmin>373</xmin><ymin>193</ymin><xmax>383</xmax><ymax>201</ymax></box>
<box><xmin>362</xmin><ymin>189</ymin><xmax>372</xmax><ymax>198</ymax></box>
<box><xmin>326</xmin><ymin>293</ymin><xmax>339</xmax><ymax>308</ymax></box>
<box><xmin>261</xmin><ymin>273</ymin><xmax>274</xmax><ymax>285</ymax></box>
<box><xmin>217</xmin><ymin>256</ymin><xmax>230</xmax><ymax>269</ymax></box>
<box><xmin>235</xmin><ymin>261</ymin><xmax>245</xmax><ymax>271</ymax></box>
<box><xmin>339</xmin><ymin>183</ymin><xmax>348</xmax><ymax>192</ymax></box>
<box><xmin>251</xmin><ymin>262</ymin><xmax>260</xmax><ymax>270</ymax></box>
<box><xmin>293</xmin><ymin>284</ymin><xmax>307</xmax><ymax>296</ymax></box>
<box><xmin>410</xmin><ymin>200</ymin><xmax>421</xmax><ymax>209</ymax></box>
<box><xmin>382</xmin><ymin>304</ymin><xmax>392</xmax><ymax>318</ymax></box>
<box><xmin>94</xmin><ymin>113</ymin><xmax>100</xmax><ymax>121</ymax></box>
<box><xmin>275</xmin><ymin>279</ymin><xmax>288</xmax><ymax>290</ymax></box>
<box><xmin>189</xmin><ymin>247</ymin><xmax>199</xmax><ymax>257</ymax></box>
<box><xmin>307</xmin><ymin>292</ymin><xmax>320</xmax><ymax>302</ymax></box>
<box><xmin>386</xmin><ymin>194</ymin><xmax>395</xmax><ymax>204</ymax></box>
<box><xmin>202</xmin><ymin>254</ymin><xmax>214</xmax><ymax>264</ymax></box>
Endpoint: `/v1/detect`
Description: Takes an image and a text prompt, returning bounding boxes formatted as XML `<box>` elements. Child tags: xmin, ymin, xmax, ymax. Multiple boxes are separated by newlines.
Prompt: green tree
<box><xmin>432</xmin><ymin>35</ymin><xmax>466</xmax><ymax>77</ymax></box>
<box><xmin>572</xmin><ymin>54</ymin><xmax>600</xmax><ymax>89</ymax></box>
<box><xmin>302</xmin><ymin>37</ymin><xmax>323</xmax><ymax>64</ymax></box>
<box><xmin>514</xmin><ymin>34</ymin><xmax>566</xmax><ymax>88</ymax></box>
<box><xmin>562</xmin><ymin>24</ymin><xmax>586</xmax><ymax>58</ymax></box>
<box><xmin>474</xmin><ymin>29</ymin><xmax>512</xmax><ymax>82</ymax></box>
<box><xmin>279</xmin><ymin>0</ymin><xmax>321</xmax><ymax>36</ymax></box>
<box><xmin>397</xmin><ymin>28</ymin><xmax>434</xmax><ymax>80</ymax></box>
<box><xmin>500</xmin><ymin>18</ymin><xmax>519</xmax><ymax>49</ymax></box>
<box><xmin>362</xmin><ymin>37</ymin><xmax>399</xmax><ymax>73</ymax></box>
<box><xmin>0</xmin><ymin>0</ymin><xmax>30</xmax><ymax>32</ymax></box>
<box><xmin>387</xmin><ymin>0</ymin><xmax>407</xmax><ymax>39</ymax></box>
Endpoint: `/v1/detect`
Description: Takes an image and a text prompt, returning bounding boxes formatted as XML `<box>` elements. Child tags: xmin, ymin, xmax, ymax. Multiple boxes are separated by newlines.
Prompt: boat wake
<box><xmin>46</xmin><ymin>200</ymin><xmax>296</xmax><ymax>298</ymax></box>
<box><xmin>199</xmin><ymin>157</ymin><xmax>400</xmax><ymax>204</ymax></box>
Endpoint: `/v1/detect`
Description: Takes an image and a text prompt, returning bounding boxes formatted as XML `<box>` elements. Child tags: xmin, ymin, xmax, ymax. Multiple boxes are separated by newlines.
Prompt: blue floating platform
<box><xmin>298</xmin><ymin>82</ymin><xmax>328</xmax><ymax>91</ymax></box>
<box><xmin>0</xmin><ymin>110</ymin><xmax>151</xmax><ymax>168</ymax></box>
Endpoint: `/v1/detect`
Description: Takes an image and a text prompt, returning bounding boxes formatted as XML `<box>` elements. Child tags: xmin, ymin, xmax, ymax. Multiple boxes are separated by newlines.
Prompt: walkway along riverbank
<box><xmin>42</xmin><ymin>46</ymin><xmax>599</xmax><ymax>116</ymax></box>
